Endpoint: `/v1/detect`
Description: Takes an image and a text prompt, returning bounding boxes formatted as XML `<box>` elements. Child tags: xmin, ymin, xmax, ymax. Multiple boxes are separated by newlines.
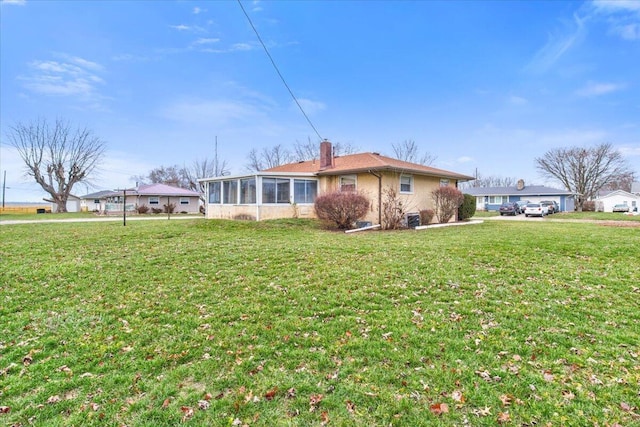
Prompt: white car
<box><xmin>524</xmin><ymin>203</ymin><xmax>549</xmax><ymax>217</ymax></box>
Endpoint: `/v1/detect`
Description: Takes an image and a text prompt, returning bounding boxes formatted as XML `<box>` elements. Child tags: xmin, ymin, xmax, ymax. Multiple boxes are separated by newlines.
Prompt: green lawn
<box><xmin>1</xmin><ymin>219</ymin><xmax>639</xmax><ymax>426</ymax></box>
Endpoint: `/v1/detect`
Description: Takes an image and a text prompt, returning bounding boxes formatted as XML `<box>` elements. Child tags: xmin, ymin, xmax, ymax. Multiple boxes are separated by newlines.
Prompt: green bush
<box><xmin>314</xmin><ymin>191</ymin><xmax>370</xmax><ymax>229</ymax></box>
<box><xmin>458</xmin><ymin>193</ymin><xmax>476</xmax><ymax>220</ymax></box>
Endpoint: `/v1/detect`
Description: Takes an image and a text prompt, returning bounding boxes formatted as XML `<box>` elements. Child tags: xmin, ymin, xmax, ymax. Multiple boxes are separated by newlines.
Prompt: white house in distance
<box><xmin>80</xmin><ymin>183</ymin><xmax>201</xmax><ymax>214</ymax></box>
<box><xmin>594</xmin><ymin>189</ymin><xmax>640</xmax><ymax>213</ymax></box>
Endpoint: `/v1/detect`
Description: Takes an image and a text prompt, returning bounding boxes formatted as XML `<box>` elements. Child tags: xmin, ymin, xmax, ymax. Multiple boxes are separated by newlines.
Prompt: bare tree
<box><xmin>246</xmin><ymin>144</ymin><xmax>293</xmax><ymax>172</ymax></box>
<box><xmin>293</xmin><ymin>138</ymin><xmax>358</xmax><ymax>161</ymax></box>
<box><xmin>184</xmin><ymin>157</ymin><xmax>230</xmax><ymax>205</ymax></box>
<box><xmin>431</xmin><ymin>186</ymin><xmax>464</xmax><ymax>223</ymax></box>
<box><xmin>535</xmin><ymin>143</ymin><xmax>631</xmax><ymax>211</ymax></box>
<box><xmin>458</xmin><ymin>173</ymin><xmax>517</xmax><ymax>189</ymax></box>
<box><xmin>600</xmin><ymin>171</ymin><xmax>636</xmax><ymax>193</ymax></box>
<box><xmin>144</xmin><ymin>165</ymin><xmax>190</xmax><ymax>188</ymax></box>
<box><xmin>391</xmin><ymin>140</ymin><xmax>436</xmax><ymax>166</ymax></box>
<box><xmin>7</xmin><ymin>118</ymin><xmax>106</xmax><ymax>213</ymax></box>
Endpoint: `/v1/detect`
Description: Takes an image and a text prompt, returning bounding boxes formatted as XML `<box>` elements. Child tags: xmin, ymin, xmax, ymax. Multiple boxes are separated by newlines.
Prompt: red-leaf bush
<box><xmin>419</xmin><ymin>209</ymin><xmax>435</xmax><ymax>225</ymax></box>
<box><xmin>314</xmin><ymin>191</ymin><xmax>370</xmax><ymax>229</ymax></box>
<box><xmin>431</xmin><ymin>186</ymin><xmax>464</xmax><ymax>223</ymax></box>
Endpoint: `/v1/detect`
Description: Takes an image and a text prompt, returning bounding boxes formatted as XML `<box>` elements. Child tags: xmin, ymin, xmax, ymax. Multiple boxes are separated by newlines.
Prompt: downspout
<box><xmin>368</xmin><ymin>170</ymin><xmax>382</xmax><ymax>225</ymax></box>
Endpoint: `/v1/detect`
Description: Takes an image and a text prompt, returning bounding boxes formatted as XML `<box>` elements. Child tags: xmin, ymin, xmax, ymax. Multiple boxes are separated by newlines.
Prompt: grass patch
<box><xmin>553</xmin><ymin>211</ymin><xmax>640</xmax><ymax>222</ymax></box>
<box><xmin>1</xmin><ymin>219</ymin><xmax>639</xmax><ymax>426</ymax></box>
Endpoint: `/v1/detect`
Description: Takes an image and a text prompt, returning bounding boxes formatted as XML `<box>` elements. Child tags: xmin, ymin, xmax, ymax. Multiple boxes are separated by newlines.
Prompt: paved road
<box><xmin>0</xmin><ymin>215</ymin><xmax>204</xmax><ymax>226</ymax></box>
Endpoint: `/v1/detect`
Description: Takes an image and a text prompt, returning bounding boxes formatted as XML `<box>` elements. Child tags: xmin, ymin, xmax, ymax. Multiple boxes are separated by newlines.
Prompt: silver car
<box><xmin>524</xmin><ymin>203</ymin><xmax>548</xmax><ymax>217</ymax></box>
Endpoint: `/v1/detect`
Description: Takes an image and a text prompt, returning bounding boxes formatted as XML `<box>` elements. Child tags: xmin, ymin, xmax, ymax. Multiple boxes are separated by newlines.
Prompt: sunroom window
<box><xmin>262</xmin><ymin>178</ymin><xmax>290</xmax><ymax>204</ymax></box>
<box><xmin>293</xmin><ymin>179</ymin><xmax>317</xmax><ymax>204</ymax></box>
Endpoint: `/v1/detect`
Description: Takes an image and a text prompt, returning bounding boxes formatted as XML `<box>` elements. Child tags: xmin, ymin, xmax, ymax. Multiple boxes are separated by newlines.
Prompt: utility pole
<box><xmin>2</xmin><ymin>170</ymin><xmax>6</xmax><ymax>208</ymax></box>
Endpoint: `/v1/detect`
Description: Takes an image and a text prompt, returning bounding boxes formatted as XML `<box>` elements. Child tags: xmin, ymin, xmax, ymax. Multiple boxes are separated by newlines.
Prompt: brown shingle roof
<box><xmin>264</xmin><ymin>152</ymin><xmax>474</xmax><ymax>180</ymax></box>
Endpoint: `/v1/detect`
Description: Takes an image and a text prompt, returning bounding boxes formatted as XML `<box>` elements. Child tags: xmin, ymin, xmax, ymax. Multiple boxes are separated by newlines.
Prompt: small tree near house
<box><xmin>314</xmin><ymin>191</ymin><xmax>369</xmax><ymax>230</ymax></box>
<box><xmin>432</xmin><ymin>186</ymin><xmax>464</xmax><ymax>223</ymax></box>
<box><xmin>381</xmin><ymin>187</ymin><xmax>408</xmax><ymax>230</ymax></box>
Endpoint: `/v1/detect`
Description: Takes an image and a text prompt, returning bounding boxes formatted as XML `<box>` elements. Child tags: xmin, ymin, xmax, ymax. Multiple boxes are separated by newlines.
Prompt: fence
<box><xmin>0</xmin><ymin>206</ymin><xmax>51</xmax><ymax>214</ymax></box>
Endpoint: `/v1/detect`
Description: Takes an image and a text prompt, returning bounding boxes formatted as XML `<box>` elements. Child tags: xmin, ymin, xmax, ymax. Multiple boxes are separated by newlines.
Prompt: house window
<box><xmin>93</xmin><ymin>199</ymin><xmax>100</xmax><ymax>204</ymax></box>
<box><xmin>240</xmin><ymin>178</ymin><xmax>257</xmax><ymax>204</ymax></box>
<box><xmin>440</xmin><ymin>179</ymin><xmax>450</xmax><ymax>187</ymax></box>
<box><xmin>400</xmin><ymin>175</ymin><xmax>413</xmax><ymax>193</ymax></box>
<box><xmin>149</xmin><ymin>197</ymin><xmax>159</xmax><ymax>205</ymax></box>
<box><xmin>262</xmin><ymin>178</ymin><xmax>290</xmax><ymax>204</ymax></box>
<box><xmin>340</xmin><ymin>175</ymin><xmax>357</xmax><ymax>192</ymax></box>
<box><xmin>223</xmin><ymin>180</ymin><xmax>238</xmax><ymax>204</ymax></box>
<box><xmin>180</xmin><ymin>197</ymin><xmax>189</xmax><ymax>205</ymax></box>
<box><xmin>208</xmin><ymin>182</ymin><xmax>221</xmax><ymax>204</ymax></box>
<box><xmin>294</xmin><ymin>179</ymin><xmax>318</xmax><ymax>204</ymax></box>
<box><xmin>487</xmin><ymin>196</ymin><xmax>505</xmax><ymax>204</ymax></box>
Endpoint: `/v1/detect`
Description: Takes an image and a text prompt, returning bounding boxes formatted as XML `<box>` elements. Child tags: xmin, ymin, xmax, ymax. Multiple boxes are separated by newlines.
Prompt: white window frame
<box><xmin>180</xmin><ymin>197</ymin><xmax>190</xmax><ymax>205</ymax></box>
<box><xmin>149</xmin><ymin>196</ymin><xmax>160</xmax><ymax>205</ymax></box>
<box><xmin>399</xmin><ymin>175</ymin><xmax>413</xmax><ymax>194</ymax></box>
<box><xmin>440</xmin><ymin>178</ymin><xmax>450</xmax><ymax>187</ymax></box>
<box><xmin>339</xmin><ymin>175</ymin><xmax>357</xmax><ymax>192</ymax></box>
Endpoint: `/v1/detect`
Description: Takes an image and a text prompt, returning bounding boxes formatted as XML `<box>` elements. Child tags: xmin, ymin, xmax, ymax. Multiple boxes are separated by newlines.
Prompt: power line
<box><xmin>237</xmin><ymin>0</ymin><xmax>324</xmax><ymax>141</ymax></box>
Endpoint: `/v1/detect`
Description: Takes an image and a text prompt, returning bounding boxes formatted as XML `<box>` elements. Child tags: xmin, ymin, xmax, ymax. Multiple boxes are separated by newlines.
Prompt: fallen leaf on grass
<box><xmin>309</xmin><ymin>394</ymin><xmax>323</xmax><ymax>412</ymax></box>
<box><xmin>451</xmin><ymin>390</ymin><xmax>465</xmax><ymax>403</ymax></box>
<box><xmin>542</xmin><ymin>370</ymin><xmax>554</xmax><ymax>382</ymax></box>
<box><xmin>197</xmin><ymin>400</ymin><xmax>210</xmax><ymax>410</ymax></box>
<box><xmin>180</xmin><ymin>406</ymin><xmax>194</xmax><ymax>422</ymax></box>
<box><xmin>499</xmin><ymin>394</ymin><xmax>512</xmax><ymax>406</ymax></box>
<box><xmin>286</xmin><ymin>388</ymin><xmax>296</xmax><ymax>399</ymax></box>
<box><xmin>0</xmin><ymin>406</ymin><xmax>10</xmax><ymax>414</ymax></box>
<box><xmin>320</xmin><ymin>411</ymin><xmax>330</xmax><ymax>425</ymax></box>
<box><xmin>162</xmin><ymin>398</ymin><xmax>171</xmax><ymax>409</ymax></box>
<box><xmin>472</xmin><ymin>407</ymin><xmax>492</xmax><ymax>417</ymax></box>
<box><xmin>497</xmin><ymin>411</ymin><xmax>511</xmax><ymax>423</ymax></box>
<box><xmin>346</xmin><ymin>400</ymin><xmax>356</xmax><ymax>413</ymax></box>
<box><xmin>23</xmin><ymin>355</ymin><xmax>33</xmax><ymax>366</ymax></box>
<box><xmin>47</xmin><ymin>395</ymin><xmax>61</xmax><ymax>404</ymax></box>
<box><xmin>89</xmin><ymin>402</ymin><xmax>100</xmax><ymax>411</ymax></box>
<box><xmin>264</xmin><ymin>387</ymin><xmax>278</xmax><ymax>401</ymax></box>
<box><xmin>429</xmin><ymin>403</ymin><xmax>449</xmax><ymax>416</ymax></box>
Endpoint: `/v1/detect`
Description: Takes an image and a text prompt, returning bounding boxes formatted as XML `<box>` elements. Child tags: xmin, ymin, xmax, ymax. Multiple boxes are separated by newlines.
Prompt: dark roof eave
<box><xmin>317</xmin><ymin>165</ymin><xmax>474</xmax><ymax>180</ymax></box>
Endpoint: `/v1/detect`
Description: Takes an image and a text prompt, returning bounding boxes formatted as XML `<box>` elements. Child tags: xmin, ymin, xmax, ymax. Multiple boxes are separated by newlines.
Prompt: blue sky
<box><xmin>1</xmin><ymin>0</ymin><xmax>639</xmax><ymax>202</ymax></box>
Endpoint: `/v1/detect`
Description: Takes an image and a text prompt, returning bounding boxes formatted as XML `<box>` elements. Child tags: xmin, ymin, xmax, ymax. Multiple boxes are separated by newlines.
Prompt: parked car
<box><xmin>515</xmin><ymin>200</ymin><xmax>529</xmax><ymax>214</ymax></box>
<box><xmin>540</xmin><ymin>201</ymin><xmax>555</xmax><ymax>214</ymax></box>
<box><xmin>613</xmin><ymin>204</ymin><xmax>629</xmax><ymax>212</ymax></box>
<box><xmin>499</xmin><ymin>202</ymin><xmax>519</xmax><ymax>216</ymax></box>
<box><xmin>524</xmin><ymin>203</ymin><xmax>548</xmax><ymax>217</ymax></box>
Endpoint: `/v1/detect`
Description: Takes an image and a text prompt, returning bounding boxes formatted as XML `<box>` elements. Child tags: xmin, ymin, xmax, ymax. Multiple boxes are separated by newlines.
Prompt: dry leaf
<box><xmin>162</xmin><ymin>398</ymin><xmax>171</xmax><ymax>409</ymax></box>
<box><xmin>497</xmin><ymin>411</ymin><xmax>511</xmax><ymax>423</ymax></box>
<box><xmin>451</xmin><ymin>390</ymin><xmax>465</xmax><ymax>403</ymax></box>
<box><xmin>90</xmin><ymin>402</ymin><xmax>100</xmax><ymax>411</ymax></box>
<box><xmin>429</xmin><ymin>403</ymin><xmax>449</xmax><ymax>416</ymax></box>
<box><xmin>309</xmin><ymin>394</ymin><xmax>323</xmax><ymax>412</ymax></box>
<box><xmin>499</xmin><ymin>394</ymin><xmax>512</xmax><ymax>406</ymax></box>
<box><xmin>620</xmin><ymin>402</ymin><xmax>633</xmax><ymax>412</ymax></box>
<box><xmin>542</xmin><ymin>370</ymin><xmax>554</xmax><ymax>382</ymax></box>
<box><xmin>197</xmin><ymin>400</ymin><xmax>210</xmax><ymax>410</ymax></box>
<box><xmin>203</xmin><ymin>392</ymin><xmax>213</xmax><ymax>401</ymax></box>
<box><xmin>320</xmin><ymin>410</ymin><xmax>330</xmax><ymax>425</ymax></box>
<box><xmin>264</xmin><ymin>386</ymin><xmax>278</xmax><ymax>401</ymax></box>
<box><xmin>180</xmin><ymin>406</ymin><xmax>194</xmax><ymax>422</ymax></box>
<box><xmin>346</xmin><ymin>400</ymin><xmax>356</xmax><ymax>413</ymax></box>
<box><xmin>23</xmin><ymin>355</ymin><xmax>33</xmax><ymax>366</ymax></box>
<box><xmin>47</xmin><ymin>395</ymin><xmax>61</xmax><ymax>404</ymax></box>
<box><xmin>286</xmin><ymin>388</ymin><xmax>296</xmax><ymax>399</ymax></box>
<box><xmin>0</xmin><ymin>406</ymin><xmax>10</xmax><ymax>414</ymax></box>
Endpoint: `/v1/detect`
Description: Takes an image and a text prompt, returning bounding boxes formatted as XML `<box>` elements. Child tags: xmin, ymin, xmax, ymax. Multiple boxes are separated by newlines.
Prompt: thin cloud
<box><xmin>590</xmin><ymin>0</ymin><xmax>640</xmax><ymax>40</ymax></box>
<box><xmin>1</xmin><ymin>0</ymin><xmax>26</xmax><ymax>5</ymax></box>
<box><xmin>525</xmin><ymin>13</ymin><xmax>587</xmax><ymax>73</ymax></box>
<box><xmin>193</xmin><ymin>38</ymin><xmax>220</xmax><ymax>46</ymax></box>
<box><xmin>192</xmin><ymin>7</ymin><xmax>202</xmax><ymax>14</ymax></box>
<box><xmin>170</xmin><ymin>24</ymin><xmax>190</xmax><ymax>31</ymax></box>
<box><xmin>20</xmin><ymin>57</ymin><xmax>106</xmax><ymax>98</ymax></box>
<box><xmin>575</xmin><ymin>81</ymin><xmax>625</xmax><ymax>97</ymax></box>
<box><xmin>457</xmin><ymin>156</ymin><xmax>474</xmax><ymax>163</ymax></box>
<box><xmin>295</xmin><ymin>98</ymin><xmax>326</xmax><ymax>116</ymax></box>
<box><xmin>508</xmin><ymin>95</ymin><xmax>528</xmax><ymax>106</ymax></box>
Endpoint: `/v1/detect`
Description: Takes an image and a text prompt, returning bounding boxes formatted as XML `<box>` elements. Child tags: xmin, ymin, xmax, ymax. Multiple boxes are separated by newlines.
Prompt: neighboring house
<box><xmin>594</xmin><ymin>190</ymin><xmax>640</xmax><ymax>212</ymax></box>
<box><xmin>50</xmin><ymin>194</ymin><xmax>81</xmax><ymax>213</ymax></box>
<box><xmin>199</xmin><ymin>141</ymin><xmax>474</xmax><ymax>224</ymax></box>
<box><xmin>80</xmin><ymin>183</ymin><xmax>202</xmax><ymax>214</ymax></box>
<box><xmin>631</xmin><ymin>182</ymin><xmax>640</xmax><ymax>196</ymax></box>
<box><xmin>80</xmin><ymin>190</ymin><xmax>114</xmax><ymax>212</ymax></box>
<box><xmin>464</xmin><ymin>180</ymin><xmax>575</xmax><ymax>212</ymax></box>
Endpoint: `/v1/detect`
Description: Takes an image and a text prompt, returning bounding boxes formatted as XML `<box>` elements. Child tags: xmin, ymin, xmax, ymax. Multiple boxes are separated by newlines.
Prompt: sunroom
<box><xmin>201</xmin><ymin>172</ymin><xmax>319</xmax><ymax>221</ymax></box>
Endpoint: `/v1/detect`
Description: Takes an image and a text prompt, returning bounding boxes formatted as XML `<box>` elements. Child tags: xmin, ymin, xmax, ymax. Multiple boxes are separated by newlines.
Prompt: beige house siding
<box><xmin>319</xmin><ymin>172</ymin><xmax>459</xmax><ymax>224</ymax></box>
<box><xmin>205</xmin><ymin>203</ymin><xmax>316</xmax><ymax>221</ymax></box>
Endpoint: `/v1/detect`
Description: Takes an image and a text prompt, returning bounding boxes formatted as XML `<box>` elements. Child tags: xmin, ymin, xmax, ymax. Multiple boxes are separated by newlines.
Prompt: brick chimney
<box><xmin>320</xmin><ymin>140</ymin><xmax>333</xmax><ymax>170</ymax></box>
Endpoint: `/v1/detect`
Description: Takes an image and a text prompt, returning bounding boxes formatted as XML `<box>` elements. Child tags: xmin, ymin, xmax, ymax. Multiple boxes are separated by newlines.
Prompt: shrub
<box><xmin>314</xmin><ymin>191</ymin><xmax>370</xmax><ymax>229</ymax></box>
<box><xmin>583</xmin><ymin>201</ymin><xmax>596</xmax><ymax>212</ymax></box>
<box><xmin>432</xmin><ymin>186</ymin><xmax>464</xmax><ymax>223</ymax></box>
<box><xmin>151</xmin><ymin>207</ymin><xmax>163</xmax><ymax>214</ymax></box>
<box><xmin>458</xmin><ymin>193</ymin><xmax>476</xmax><ymax>221</ymax></box>
<box><xmin>419</xmin><ymin>209</ymin><xmax>435</xmax><ymax>225</ymax></box>
<box><xmin>163</xmin><ymin>202</ymin><xmax>176</xmax><ymax>214</ymax></box>
<box><xmin>136</xmin><ymin>204</ymin><xmax>150</xmax><ymax>214</ymax></box>
<box><xmin>381</xmin><ymin>187</ymin><xmax>407</xmax><ymax>230</ymax></box>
